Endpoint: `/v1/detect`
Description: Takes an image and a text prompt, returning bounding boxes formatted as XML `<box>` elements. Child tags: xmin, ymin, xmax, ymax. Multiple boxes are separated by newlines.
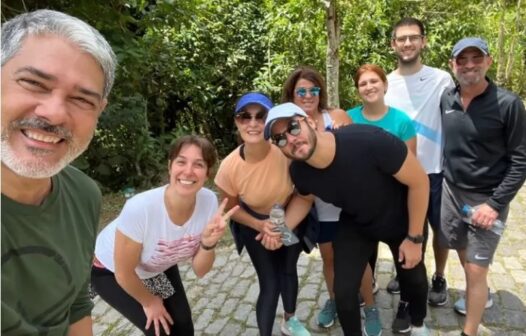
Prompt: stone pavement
<box><xmin>92</xmin><ymin>184</ymin><xmax>526</xmax><ymax>336</ymax></box>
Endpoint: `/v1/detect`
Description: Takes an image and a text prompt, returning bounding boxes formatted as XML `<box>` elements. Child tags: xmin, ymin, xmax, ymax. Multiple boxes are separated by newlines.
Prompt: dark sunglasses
<box><xmin>295</xmin><ymin>86</ymin><xmax>321</xmax><ymax>98</ymax></box>
<box><xmin>270</xmin><ymin>119</ymin><xmax>302</xmax><ymax>147</ymax></box>
<box><xmin>235</xmin><ymin>110</ymin><xmax>267</xmax><ymax>123</ymax></box>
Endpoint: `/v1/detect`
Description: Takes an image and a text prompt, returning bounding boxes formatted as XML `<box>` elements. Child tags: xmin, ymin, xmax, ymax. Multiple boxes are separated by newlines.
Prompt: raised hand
<box><xmin>201</xmin><ymin>198</ymin><xmax>239</xmax><ymax>247</ymax></box>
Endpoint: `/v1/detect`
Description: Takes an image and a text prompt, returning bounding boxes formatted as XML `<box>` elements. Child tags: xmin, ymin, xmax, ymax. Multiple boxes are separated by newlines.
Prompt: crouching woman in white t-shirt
<box><xmin>91</xmin><ymin>135</ymin><xmax>238</xmax><ymax>336</ymax></box>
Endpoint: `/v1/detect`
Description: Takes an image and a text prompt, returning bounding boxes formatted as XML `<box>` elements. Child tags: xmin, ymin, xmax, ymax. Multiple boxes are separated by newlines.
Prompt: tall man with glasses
<box><xmin>440</xmin><ymin>37</ymin><xmax>526</xmax><ymax>336</ymax></box>
<box><xmin>2</xmin><ymin>9</ymin><xmax>116</xmax><ymax>335</ymax></box>
<box><xmin>383</xmin><ymin>17</ymin><xmax>455</xmax><ymax>332</ymax></box>
<box><xmin>262</xmin><ymin>102</ymin><xmax>432</xmax><ymax>336</ymax></box>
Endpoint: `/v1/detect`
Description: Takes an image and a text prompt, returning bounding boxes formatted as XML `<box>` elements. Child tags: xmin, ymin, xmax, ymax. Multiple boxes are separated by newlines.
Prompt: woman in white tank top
<box><xmin>281</xmin><ymin>66</ymin><xmax>356</xmax><ymax>328</ymax></box>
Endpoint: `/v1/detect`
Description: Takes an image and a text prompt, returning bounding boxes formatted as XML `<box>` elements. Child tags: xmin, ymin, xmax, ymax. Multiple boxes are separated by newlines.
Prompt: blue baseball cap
<box><xmin>451</xmin><ymin>37</ymin><xmax>489</xmax><ymax>58</ymax></box>
<box><xmin>235</xmin><ymin>92</ymin><xmax>273</xmax><ymax>115</ymax></box>
<box><xmin>264</xmin><ymin>103</ymin><xmax>308</xmax><ymax>140</ymax></box>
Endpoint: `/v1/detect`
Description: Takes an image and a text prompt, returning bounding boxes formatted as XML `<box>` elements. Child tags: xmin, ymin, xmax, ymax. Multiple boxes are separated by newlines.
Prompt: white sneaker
<box><xmin>411</xmin><ymin>324</ymin><xmax>430</xmax><ymax>336</ymax></box>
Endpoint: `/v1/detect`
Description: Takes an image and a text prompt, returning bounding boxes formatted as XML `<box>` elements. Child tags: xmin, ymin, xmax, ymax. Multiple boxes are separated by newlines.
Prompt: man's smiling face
<box><xmin>1</xmin><ymin>34</ymin><xmax>107</xmax><ymax>178</ymax></box>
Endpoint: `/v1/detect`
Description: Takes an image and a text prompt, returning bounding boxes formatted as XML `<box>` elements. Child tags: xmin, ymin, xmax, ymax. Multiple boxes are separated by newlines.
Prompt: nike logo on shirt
<box><xmin>444</xmin><ymin>109</ymin><xmax>456</xmax><ymax>114</ymax></box>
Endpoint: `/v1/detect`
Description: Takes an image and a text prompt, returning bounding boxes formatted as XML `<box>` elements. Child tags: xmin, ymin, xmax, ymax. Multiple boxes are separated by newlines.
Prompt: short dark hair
<box><xmin>281</xmin><ymin>66</ymin><xmax>328</xmax><ymax>111</ymax></box>
<box><xmin>392</xmin><ymin>17</ymin><xmax>425</xmax><ymax>39</ymax></box>
<box><xmin>354</xmin><ymin>64</ymin><xmax>387</xmax><ymax>88</ymax></box>
<box><xmin>168</xmin><ymin>135</ymin><xmax>217</xmax><ymax>176</ymax></box>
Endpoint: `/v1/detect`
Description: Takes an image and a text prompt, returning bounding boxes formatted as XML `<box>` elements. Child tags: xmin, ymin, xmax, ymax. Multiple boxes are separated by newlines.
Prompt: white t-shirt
<box><xmin>385</xmin><ymin>65</ymin><xmax>454</xmax><ymax>174</ymax></box>
<box><xmin>95</xmin><ymin>186</ymin><xmax>218</xmax><ymax>279</ymax></box>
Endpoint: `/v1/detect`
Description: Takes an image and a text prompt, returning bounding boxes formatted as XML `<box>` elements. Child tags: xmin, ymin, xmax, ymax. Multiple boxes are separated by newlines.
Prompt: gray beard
<box><xmin>1</xmin><ymin>137</ymin><xmax>88</xmax><ymax>178</ymax></box>
<box><xmin>1</xmin><ymin>118</ymin><xmax>91</xmax><ymax>178</ymax></box>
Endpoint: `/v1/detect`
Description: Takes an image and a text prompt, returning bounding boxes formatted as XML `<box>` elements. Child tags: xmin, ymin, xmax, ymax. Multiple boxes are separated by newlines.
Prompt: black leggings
<box><xmin>239</xmin><ymin>224</ymin><xmax>303</xmax><ymax>336</ymax></box>
<box><xmin>369</xmin><ymin>222</ymin><xmax>429</xmax><ymax>303</ymax></box>
<box><xmin>333</xmin><ymin>223</ymin><xmax>428</xmax><ymax>336</ymax></box>
<box><xmin>91</xmin><ymin>265</ymin><xmax>193</xmax><ymax>336</ymax></box>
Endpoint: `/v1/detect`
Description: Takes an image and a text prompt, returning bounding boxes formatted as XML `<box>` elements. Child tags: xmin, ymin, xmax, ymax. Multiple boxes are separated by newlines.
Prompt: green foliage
<box><xmin>2</xmin><ymin>0</ymin><xmax>524</xmax><ymax>191</ymax></box>
<box><xmin>74</xmin><ymin>94</ymin><xmax>165</xmax><ymax>192</ymax></box>
<box><xmin>162</xmin><ymin>0</ymin><xmax>269</xmax><ymax>156</ymax></box>
<box><xmin>256</xmin><ymin>0</ymin><xmax>327</xmax><ymax>100</ymax></box>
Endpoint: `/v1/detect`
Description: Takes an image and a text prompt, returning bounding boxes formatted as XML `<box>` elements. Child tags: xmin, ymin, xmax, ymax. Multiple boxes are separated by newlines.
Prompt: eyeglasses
<box><xmin>235</xmin><ymin>110</ymin><xmax>267</xmax><ymax>123</ymax></box>
<box><xmin>295</xmin><ymin>86</ymin><xmax>321</xmax><ymax>98</ymax></box>
<box><xmin>394</xmin><ymin>34</ymin><xmax>423</xmax><ymax>44</ymax></box>
<box><xmin>270</xmin><ymin>119</ymin><xmax>302</xmax><ymax>147</ymax></box>
<box><xmin>455</xmin><ymin>54</ymin><xmax>485</xmax><ymax>66</ymax></box>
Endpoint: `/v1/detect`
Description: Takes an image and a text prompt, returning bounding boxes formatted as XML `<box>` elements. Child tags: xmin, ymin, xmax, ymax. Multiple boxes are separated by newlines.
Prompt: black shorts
<box><xmin>427</xmin><ymin>173</ymin><xmax>443</xmax><ymax>232</ymax></box>
<box><xmin>316</xmin><ymin>220</ymin><xmax>339</xmax><ymax>244</ymax></box>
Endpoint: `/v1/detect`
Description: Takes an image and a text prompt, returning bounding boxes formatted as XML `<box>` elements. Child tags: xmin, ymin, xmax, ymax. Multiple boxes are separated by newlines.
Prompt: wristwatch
<box><xmin>406</xmin><ymin>234</ymin><xmax>424</xmax><ymax>244</ymax></box>
<box><xmin>200</xmin><ymin>241</ymin><xmax>217</xmax><ymax>250</ymax></box>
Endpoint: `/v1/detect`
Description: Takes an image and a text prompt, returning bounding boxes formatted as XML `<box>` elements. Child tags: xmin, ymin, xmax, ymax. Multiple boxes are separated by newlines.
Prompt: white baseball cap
<box><xmin>264</xmin><ymin>102</ymin><xmax>307</xmax><ymax>140</ymax></box>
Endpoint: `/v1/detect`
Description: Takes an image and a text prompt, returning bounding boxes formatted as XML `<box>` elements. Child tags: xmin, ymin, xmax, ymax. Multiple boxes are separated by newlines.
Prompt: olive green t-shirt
<box><xmin>1</xmin><ymin>165</ymin><xmax>101</xmax><ymax>336</ymax></box>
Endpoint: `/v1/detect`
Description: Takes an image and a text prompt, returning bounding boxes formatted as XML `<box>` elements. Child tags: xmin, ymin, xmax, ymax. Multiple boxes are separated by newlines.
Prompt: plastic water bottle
<box><xmin>461</xmin><ymin>204</ymin><xmax>506</xmax><ymax>236</ymax></box>
<box><xmin>269</xmin><ymin>204</ymin><xmax>299</xmax><ymax>246</ymax></box>
<box><xmin>122</xmin><ymin>187</ymin><xmax>136</xmax><ymax>199</ymax></box>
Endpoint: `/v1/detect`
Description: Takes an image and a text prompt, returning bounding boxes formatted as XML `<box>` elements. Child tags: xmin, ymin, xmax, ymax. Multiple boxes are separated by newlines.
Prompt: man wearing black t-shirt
<box><xmin>263</xmin><ymin>102</ymin><xmax>431</xmax><ymax>336</ymax></box>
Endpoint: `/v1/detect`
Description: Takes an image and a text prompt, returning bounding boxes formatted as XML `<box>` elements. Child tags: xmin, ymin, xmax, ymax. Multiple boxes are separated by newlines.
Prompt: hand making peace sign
<box><xmin>200</xmin><ymin>198</ymin><xmax>240</xmax><ymax>248</ymax></box>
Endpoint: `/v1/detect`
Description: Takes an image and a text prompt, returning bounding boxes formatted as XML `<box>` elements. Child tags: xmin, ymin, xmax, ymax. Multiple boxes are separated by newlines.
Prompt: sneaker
<box><xmin>387</xmin><ymin>275</ymin><xmax>400</xmax><ymax>294</ymax></box>
<box><xmin>363</xmin><ymin>306</ymin><xmax>383</xmax><ymax>336</ymax></box>
<box><xmin>281</xmin><ymin>316</ymin><xmax>311</xmax><ymax>336</ymax></box>
<box><xmin>453</xmin><ymin>289</ymin><xmax>493</xmax><ymax>315</ymax></box>
<box><xmin>392</xmin><ymin>301</ymin><xmax>411</xmax><ymax>334</ymax></box>
<box><xmin>428</xmin><ymin>273</ymin><xmax>448</xmax><ymax>306</ymax></box>
<box><xmin>317</xmin><ymin>299</ymin><xmax>337</xmax><ymax>328</ymax></box>
<box><xmin>410</xmin><ymin>324</ymin><xmax>430</xmax><ymax>336</ymax></box>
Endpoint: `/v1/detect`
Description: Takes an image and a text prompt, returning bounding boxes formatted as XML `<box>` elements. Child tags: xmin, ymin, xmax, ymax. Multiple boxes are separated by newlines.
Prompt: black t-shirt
<box><xmin>290</xmin><ymin>124</ymin><xmax>408</xmax><ymax>229</ymax></box>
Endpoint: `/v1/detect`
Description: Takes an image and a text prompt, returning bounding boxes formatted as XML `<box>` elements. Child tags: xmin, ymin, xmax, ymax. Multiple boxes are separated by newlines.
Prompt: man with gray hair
<box><xmin>1</xmin><ymin>9</ymin><xmax>116</xmax><ymax>335</ymax></box>
<box><xmin>441</xmin><ymin>37</ymin><xmax>526</xmax><ymax>336</ymax></box>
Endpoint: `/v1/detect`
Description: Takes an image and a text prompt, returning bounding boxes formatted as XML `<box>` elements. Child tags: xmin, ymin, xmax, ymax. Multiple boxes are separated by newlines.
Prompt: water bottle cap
<box><xmin>123</xmin><ymin>187</ymin><xmax>136</xmax><ymax>199</ymax></box>
<box><xmin>461</xmin><ymin>204</ymin><xmax>471</xmax><ymax>215</ymax></box>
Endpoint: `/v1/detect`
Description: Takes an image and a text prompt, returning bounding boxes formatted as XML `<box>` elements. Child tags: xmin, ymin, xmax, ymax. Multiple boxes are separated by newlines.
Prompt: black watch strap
<box><xmin>406</xmin><ymin>234</ymin><xmax>424</xmax><ymax>244</ymax></box>
<box><xmin>200</xmin><ymin>241</ymin><xmax>217</xmax><ymax>250</ymax></box>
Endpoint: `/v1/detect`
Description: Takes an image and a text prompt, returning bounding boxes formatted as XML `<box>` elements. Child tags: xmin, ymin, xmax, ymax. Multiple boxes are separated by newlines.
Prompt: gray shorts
<box><xmin>440</xmin><ymin>180</ymin><xmax>509</xmax><ymax>267</ymax></box>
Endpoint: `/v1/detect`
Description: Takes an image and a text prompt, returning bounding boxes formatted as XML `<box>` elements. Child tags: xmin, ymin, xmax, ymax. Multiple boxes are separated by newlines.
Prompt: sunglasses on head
<box><xmin>270</xmin><ymin>119</ymin><xmax>302</xmax><ymax>147</ymax></box>
<box><xmin>295</xmin><ymin>86</ymin><xmax>321</xmax><ymax>98</ymax></box>
<box><xmin>235</xmin><ymin>110</ymin><xmax>267</xmax><ymax>123</ymax></box>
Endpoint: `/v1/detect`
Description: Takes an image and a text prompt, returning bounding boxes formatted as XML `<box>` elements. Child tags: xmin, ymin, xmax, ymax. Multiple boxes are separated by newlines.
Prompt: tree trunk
<box><xmin>325</xmin><ymin>0</ymin><xmax>340</xmax><ymax>108</ymax></box>
<box><xmin>504</xmin><ymin>0</ymin><xmax>522</xmax><ymax>83</ymax></box>
<box><xmin>495</xmin><ymin>0</ymin><xmax>506</xmax><ymax>85</ymax></box>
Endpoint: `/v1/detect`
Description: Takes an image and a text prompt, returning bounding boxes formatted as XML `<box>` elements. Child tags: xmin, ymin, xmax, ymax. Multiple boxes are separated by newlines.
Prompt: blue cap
<box><xmin>235</xmin><ymin>92</ymin><xmax>273</xmax><ymax>115</ymax></box>
<box><xmin>264</xmin><ymin>102</ymin><xmax>308</xmax><ymax>140</ymax></box>
<box><xmin>451</xmin><ymin>37</ymin><xmax>489</xmax><ymax>58</ymax></box>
